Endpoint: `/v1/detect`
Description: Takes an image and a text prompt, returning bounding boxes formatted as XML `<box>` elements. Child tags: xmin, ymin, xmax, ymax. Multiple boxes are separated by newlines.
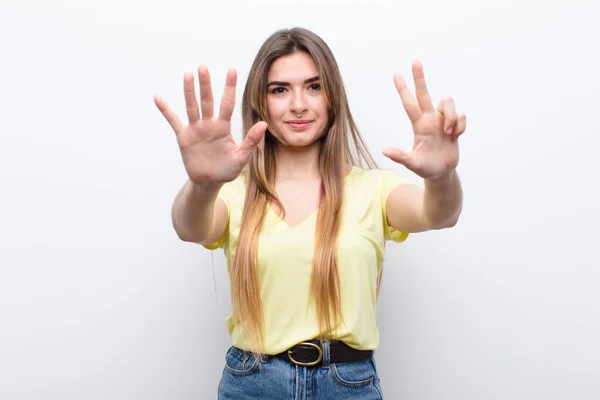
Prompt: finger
<box><xmin>154</xmin><ymin>95</ymin><xmax>183</xmax><ymax>134</ymax></box>
<box><xmin>452</xmin><ymin>113</ymin><xmax>466</xmax><ymax>140</ymax></box>
<box><xmin>394</xmin><ymin>73</ymin><xmax>421</xmax><ymax>124</ymax></box>
<box><xmin>237</xmin><ymin>121</ymin><xmax>268</xmax><ymax>163</ymax></box>
<box><xmin>436</xmin><ymin>97</ymin><xmax>446</xmax><ymax>113</ymax></box>
<box><xmin>412</xmin><ymin>60</ymin><xmax>435</xmax><ymax>113</ymax></box>
<box><xmin>382</xmin><ymin>147</ymin><xmax>417</xmax><ymax>171</ymax></box>
<box><xmin>198</xmin><ymin>65</ymin><xmax>214</xmax><ymax>119</ymax></box>
<box><xmin>184</xmin><ymin>72</ymin><xmax>200</xmax><ymax>123</ymax></box>
<box><xmin>441</xmin><ymin>96</ymin><xmax>457</xmax><ymax>135</ymax></box>
<box><xmin>219</xmin><ymin>69</ymin><xmax>237</xmax><ymax>122</ymax></box>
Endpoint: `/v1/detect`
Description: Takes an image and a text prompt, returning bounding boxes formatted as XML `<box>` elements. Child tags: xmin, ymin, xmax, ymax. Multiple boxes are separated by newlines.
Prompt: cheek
<box><xmin>310</xmin><ymin>97</ymin><xmax>328</xmax><ymax>116</ymax></box>
<box><xmin>267</xmin><ymin>98</ymin><xmax>287</xmax><ymax>121</ymax></box>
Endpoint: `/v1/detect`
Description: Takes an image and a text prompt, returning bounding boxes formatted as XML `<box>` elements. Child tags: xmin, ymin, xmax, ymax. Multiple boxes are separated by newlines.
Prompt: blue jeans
<box><xmin>217</xmin><ymin>341</ymin><xmax>384</xmax><ymax>399</ymax></box>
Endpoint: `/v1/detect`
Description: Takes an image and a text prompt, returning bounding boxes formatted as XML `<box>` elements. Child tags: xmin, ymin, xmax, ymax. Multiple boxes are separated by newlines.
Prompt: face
<box><xmin>266</xmin><ymin>52</ymin><xmax>329</xmax><ymax>149</ymax></box>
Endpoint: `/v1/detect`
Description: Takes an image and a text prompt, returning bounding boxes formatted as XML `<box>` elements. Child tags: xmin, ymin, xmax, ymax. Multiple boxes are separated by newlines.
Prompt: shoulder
<box><xmin>228</xmin><ymin>173</ymin><xmax>247</xmax><ymax>189</ymax></box>
<box><xmin>220</xmin><ymin>173</ymin><xmax>247</xmax><ymax>195</ymax></box>
<box><xmin>214</xmin><ymin>174</ymin><xmax>247</xmax><ymax>210</ymax></box>
<box><xmin>345</xmin><ymin>166</ymin><xmax>413</xmax><ymax>189</ymax></box>
<box><xmin>344</xmin><ymin>165</ymin><xmax>378</xmax><ymax>183</ymax></box>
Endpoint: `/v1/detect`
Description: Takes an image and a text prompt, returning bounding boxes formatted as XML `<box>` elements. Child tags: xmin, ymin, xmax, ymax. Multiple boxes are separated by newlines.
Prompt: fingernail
<box><xmin>446</xmin><ymin>127</ymin><xmax>453</xmax><ymax>134</ymax></box>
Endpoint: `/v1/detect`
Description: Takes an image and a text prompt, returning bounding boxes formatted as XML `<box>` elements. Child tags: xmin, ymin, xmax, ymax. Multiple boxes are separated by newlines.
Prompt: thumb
<box><xmin>383</xmin><ymin>147</ymin><xmax>417</xmax><ymax>170</ymax></box>
<box><xmin>237</xmin><ymin>121</ymin><xmax>268</xmax><ymax>163</ymax></box>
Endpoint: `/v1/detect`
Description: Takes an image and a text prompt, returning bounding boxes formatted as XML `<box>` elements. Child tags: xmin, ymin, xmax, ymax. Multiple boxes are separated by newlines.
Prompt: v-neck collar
<box><xmin>266</xmin><ymin>203</ymin><xmax>318</xmax><ymax>230</ymax></box>
<box><xmin>264</xmin><ymin>166</ymin><xmax>360</xmax><ymax>230</ymax></box>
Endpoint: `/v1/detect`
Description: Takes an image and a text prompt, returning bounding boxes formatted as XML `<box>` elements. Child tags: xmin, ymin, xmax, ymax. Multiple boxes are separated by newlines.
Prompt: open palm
<box><xmin>383</xmin><ymin>61</ymin><xmax>466</xmax><ymax>181</ymax></box>
<box><xmin>154</xmin><ymin>67</ymin><xmax>267</xmax><ymax>186</ymax></box>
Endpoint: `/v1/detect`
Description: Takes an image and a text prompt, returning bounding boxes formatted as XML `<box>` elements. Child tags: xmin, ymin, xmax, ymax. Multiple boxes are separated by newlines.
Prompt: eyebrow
<box><xmin>267</xmin><ymin>76</ymin><xmax>320</xmax><ymax>87</ymax></box>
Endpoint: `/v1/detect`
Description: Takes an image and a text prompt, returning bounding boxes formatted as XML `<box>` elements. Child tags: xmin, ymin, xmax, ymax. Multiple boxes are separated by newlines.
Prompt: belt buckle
<box><xmin>287</xmin><ymin>342</ymin><xmax>323</xmax><ymax>367</ymax></box>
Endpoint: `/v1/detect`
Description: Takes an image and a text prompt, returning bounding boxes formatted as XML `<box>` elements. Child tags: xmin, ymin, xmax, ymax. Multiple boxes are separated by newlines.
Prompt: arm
<box><xmin>423</xmin><ymin>170</ymin><xmax>462</xmax><ymax>228</ymax></box>
<box><xmin>383</xmin><ymin>60</ymin><xmax>466</xmax><ymax>233</ymax></box>
<box><xmin>386</xmin><ymin>170</ymin><xmax>463</xmax><ymax>233</ymax></box>
<box><xmin>171</xmin><ymin>180</ymin><xmax>228</xmax><ymax>244</ymax></box>
<box><xmin>154</xmin><ymin>66</ymin><xmax>266</xmax><ymax>245</ymax></box>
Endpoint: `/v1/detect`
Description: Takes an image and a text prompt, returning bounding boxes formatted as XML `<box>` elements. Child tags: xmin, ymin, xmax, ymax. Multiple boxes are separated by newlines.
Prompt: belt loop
<box><xmin>321</xmin><ymin>340</ymin><xmax>331</xmax><ymax>369</ymax></box>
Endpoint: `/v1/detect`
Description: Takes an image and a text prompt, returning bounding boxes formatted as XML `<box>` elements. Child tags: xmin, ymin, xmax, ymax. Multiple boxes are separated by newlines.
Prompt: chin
<box><xmin>276</xmin><ymin>127</ymin><xmax>325</xmax><ymax>146</ymax></box>
<box><xmin>281</xmin><ymin>134</ymin><xmax>324</xmax><ymax>148</ymax></box>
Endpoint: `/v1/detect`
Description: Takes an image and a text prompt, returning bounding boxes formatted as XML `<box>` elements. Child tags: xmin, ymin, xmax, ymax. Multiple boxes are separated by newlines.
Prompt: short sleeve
<box><xmin>200</xmin><ymin>178</ymin><xmax>239</xmax><ymax>250</ymax></box>
<box><xmin>379</xmin><ymin>170</ymin><xmax>415</xmax><ymax>243</ymax></box>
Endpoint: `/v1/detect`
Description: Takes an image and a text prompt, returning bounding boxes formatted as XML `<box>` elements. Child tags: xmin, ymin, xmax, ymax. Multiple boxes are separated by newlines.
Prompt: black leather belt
<box><xmin>274</xmin><ymin>341</ymin><xmax>372</xmax><ymax>367</ymax></box>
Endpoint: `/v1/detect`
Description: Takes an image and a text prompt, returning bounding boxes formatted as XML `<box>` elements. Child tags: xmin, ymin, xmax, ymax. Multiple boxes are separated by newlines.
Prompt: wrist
<box><xmin>190</xmin><ymin>180</ymin><xmax>223</xmax><ymax>196</ymax></box>
<box><xmin>425</xmin><ymin>169</ymin><xmax>457</xmax><ymax>185</ymax></box>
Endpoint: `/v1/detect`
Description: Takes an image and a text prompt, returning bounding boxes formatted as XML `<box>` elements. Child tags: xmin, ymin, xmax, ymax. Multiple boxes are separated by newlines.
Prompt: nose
<box><xmin>289</xmin><ymin>89</ymin><xmax>308</xmax><ymax>116</ymax></box>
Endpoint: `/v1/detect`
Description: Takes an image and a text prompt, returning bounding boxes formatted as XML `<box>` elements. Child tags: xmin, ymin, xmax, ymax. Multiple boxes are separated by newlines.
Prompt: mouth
<box><xmin>285</xmin><ymin>120</ymin><xmax>313</xmax><ymax>130</ymax></box>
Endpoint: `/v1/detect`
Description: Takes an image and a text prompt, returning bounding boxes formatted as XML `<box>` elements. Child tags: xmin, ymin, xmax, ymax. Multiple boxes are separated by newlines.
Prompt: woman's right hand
<box><xmin>154</xmin><ymin>66</ymin><xmax>267</xmax><ymax>187</ymax></box>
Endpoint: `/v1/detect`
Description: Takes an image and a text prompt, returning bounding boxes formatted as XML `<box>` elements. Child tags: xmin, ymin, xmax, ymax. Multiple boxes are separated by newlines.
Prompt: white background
<box><xmin>1</xmin><ymin>0</ymin><xmax>599</xmax><ymax>399</ymax></box>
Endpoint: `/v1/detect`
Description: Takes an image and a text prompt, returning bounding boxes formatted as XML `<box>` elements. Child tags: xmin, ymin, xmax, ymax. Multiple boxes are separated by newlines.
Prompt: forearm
<box><xmin>171</xmin><ymin>180</ymin><xmax>222</xmax><ymax>242</ymax></box>
<box><xmin>423</xmin><ymin>170</ymin><xmax>463</xmax><ymax>229</ymax></box>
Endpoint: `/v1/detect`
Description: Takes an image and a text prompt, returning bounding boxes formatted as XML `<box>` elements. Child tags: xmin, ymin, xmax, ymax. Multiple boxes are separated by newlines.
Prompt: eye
<box><xmin>271</xmin><ymin>87</ymin><xmax>287</xmax><ymax>94</ymax></box>
<box><xmin>309</xmin><ymin>83</ymin><xmax>321</xmax><ymax>91</ymax></box>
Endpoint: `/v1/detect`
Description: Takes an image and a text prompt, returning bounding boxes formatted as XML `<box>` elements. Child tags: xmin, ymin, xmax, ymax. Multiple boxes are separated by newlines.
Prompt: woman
<box><xmin>154</xmin><ymin>27</ymin><xmax>465</xmax><ymax>399</ymax></box>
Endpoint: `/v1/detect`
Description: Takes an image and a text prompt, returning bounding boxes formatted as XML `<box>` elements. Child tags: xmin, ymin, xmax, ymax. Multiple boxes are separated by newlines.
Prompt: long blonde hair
<box><xmin>233</xmin><ymin>27</ymin><xmax>378</xmax><ymax>352</ymax></box>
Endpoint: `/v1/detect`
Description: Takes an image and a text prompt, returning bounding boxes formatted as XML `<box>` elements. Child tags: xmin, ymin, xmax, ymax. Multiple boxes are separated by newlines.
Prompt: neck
<box><xmin>274</xmin><ymin>141</ymin><xmax>322</xmax><ymax>182</ymax></box>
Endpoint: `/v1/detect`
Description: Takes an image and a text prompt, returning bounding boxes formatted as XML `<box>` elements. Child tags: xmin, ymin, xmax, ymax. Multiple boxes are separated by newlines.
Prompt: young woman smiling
<box><xmin>155</xmin><ymin>27</ymin><xmax>466</xmax><ymax>399</ymax></box>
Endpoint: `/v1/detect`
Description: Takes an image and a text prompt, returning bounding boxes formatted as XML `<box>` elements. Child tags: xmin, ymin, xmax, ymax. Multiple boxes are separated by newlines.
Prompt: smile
<box><xmin>286</xmin><ymin>121</ymin><xmax>313</xmax><ymax>130</ymax></box>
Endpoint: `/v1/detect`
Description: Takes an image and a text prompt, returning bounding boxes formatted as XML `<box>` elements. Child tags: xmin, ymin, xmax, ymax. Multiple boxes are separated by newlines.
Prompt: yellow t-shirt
<box><xmin>203</xmin><ymin>166</ymin><xmax>413</xmax><ymax>355</ymax></box>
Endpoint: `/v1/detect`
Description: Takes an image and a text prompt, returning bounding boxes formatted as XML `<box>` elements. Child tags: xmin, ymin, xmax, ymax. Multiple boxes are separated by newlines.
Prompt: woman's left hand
<box><xmin>383</xmin><ymin>61</ymin><xmax>466</xmax><ymax>181</ymax></box>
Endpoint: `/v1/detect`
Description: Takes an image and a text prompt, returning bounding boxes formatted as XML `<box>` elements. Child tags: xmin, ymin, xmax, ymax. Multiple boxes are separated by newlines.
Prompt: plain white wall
<box><xmin>1</xmin><ymin>0</ymin><xmax>599</xmax><ymax>399</ymax></box>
